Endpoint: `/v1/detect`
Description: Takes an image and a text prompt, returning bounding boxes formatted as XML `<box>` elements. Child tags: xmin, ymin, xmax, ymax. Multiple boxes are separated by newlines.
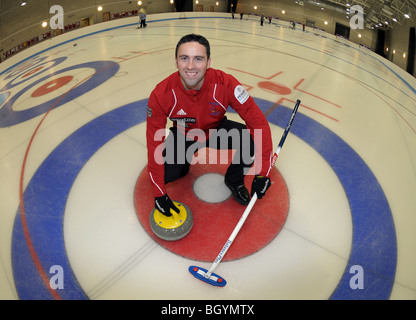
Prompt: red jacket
<box><xmin>146</xmin><ymin>68</ymin><xmax>273</xmax><ymax>197</ymax></box>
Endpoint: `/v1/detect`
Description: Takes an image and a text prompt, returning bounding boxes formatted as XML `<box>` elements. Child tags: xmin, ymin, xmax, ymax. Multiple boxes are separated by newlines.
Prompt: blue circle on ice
<box><xmin>12</xmin><ymin>98</ymin><xmax>396</xmax><ymax>299</ymax></box>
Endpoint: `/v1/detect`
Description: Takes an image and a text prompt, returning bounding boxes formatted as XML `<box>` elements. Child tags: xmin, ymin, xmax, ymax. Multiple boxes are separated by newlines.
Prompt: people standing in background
<box><xmin>139</xmin><ymin>12</ymin><xmax>147</xmax><ymax>28</ymax></box>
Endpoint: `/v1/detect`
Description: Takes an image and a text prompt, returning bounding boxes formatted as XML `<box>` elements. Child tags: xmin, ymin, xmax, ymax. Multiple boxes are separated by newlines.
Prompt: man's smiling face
<box><xmin>175</xmin><ymin>41</ymin><xmax>211</xmax><ymax>91</ymax></box>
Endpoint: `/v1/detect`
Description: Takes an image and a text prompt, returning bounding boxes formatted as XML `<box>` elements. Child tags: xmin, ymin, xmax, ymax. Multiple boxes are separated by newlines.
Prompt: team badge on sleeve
<box><xmin>234</xmin><ymin>85</ymin><xmax>249</xmax><ymax>104</ymax></box>
<box><xmin>147</xmin><ymin>105</ymin><xmax>152</xmax><ymax>118</ymax></box>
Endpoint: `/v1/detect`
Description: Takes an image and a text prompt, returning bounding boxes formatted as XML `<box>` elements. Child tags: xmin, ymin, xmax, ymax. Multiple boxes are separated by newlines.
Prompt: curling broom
<box><xmin>189</xmin><ymin>99</ymin><xmax>301</xmax><ymax>287</ymax></box>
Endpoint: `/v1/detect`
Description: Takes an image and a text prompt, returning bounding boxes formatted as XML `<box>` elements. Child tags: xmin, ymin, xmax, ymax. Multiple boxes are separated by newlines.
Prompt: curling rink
<box><xmin>0</xmin><ymin>12</ymin><xmax>415</xmax><ymax>300</ymax></box>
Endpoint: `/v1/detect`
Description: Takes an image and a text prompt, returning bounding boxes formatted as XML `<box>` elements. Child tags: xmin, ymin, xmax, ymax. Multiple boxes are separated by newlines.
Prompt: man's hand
<box><xmin>155</xmin><ymin>194</ymin><xmax>180</xmax><ymax>217</ymax></box>
<box><xmin>250</xmin><ymin>175</ymin><xmax>271</xmax><ymax>199</ymax></box>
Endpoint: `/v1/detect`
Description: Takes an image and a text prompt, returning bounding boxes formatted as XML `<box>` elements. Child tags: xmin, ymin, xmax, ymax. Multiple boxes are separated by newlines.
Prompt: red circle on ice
<box><xmin>31</xmin><ymin>75</ymin><xmax>73</xmax><ymax>97</ymax></box>
<box><xmin>258</xmin><ymin>81</ymin><xmax>292</xmax><ymax>95</ymax></box>
<box><xmin>134</xmin><ymin>148</ymin><xmax>289</xmax><ymax>262</ymax></box>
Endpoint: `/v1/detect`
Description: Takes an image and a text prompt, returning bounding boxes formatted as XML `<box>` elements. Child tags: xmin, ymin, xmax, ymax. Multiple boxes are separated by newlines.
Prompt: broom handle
<box><xmin>205</xmin><ymin>100</ymin><xmax>301</xmax><ymax>279</ymax></box>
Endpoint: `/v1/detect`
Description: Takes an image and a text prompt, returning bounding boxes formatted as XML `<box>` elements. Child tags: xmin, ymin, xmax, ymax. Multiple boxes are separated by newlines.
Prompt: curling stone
<box><xmin>149</xmin><ymin>201</ymin><xmax>193</xmax><ymax>241</ymax></box>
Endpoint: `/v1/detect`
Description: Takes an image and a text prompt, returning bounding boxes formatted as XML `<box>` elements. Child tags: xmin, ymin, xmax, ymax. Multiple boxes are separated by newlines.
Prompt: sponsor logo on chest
<box><xmin>171</xmin><ymin>109</ymin><xmax>196</xmax><ymax>127</ymax></box>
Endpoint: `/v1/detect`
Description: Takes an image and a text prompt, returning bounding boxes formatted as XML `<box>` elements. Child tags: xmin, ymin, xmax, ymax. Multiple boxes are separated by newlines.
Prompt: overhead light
<box><xmin>405</xmin><ymin>14</ymin><xmax>410</xmax><ymax>18</ymax></box>
<box><xmin>21</xmin><ymin>1</ymin><xmax>26</xmax><ymax>6</ymax></box>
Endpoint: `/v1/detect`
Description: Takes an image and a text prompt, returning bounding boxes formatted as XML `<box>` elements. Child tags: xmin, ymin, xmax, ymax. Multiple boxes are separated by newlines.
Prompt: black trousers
<box><xmin>163</xmin><ymin>117</ymin><xmax>255</xmax><ymax>186</ymax></box>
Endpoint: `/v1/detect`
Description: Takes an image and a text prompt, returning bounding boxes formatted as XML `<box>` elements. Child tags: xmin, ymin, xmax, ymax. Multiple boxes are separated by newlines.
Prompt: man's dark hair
<box><xmin>175</xmin><ymin>34</ymin><xmax>211</xmax><ymax>59</ymax></box>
